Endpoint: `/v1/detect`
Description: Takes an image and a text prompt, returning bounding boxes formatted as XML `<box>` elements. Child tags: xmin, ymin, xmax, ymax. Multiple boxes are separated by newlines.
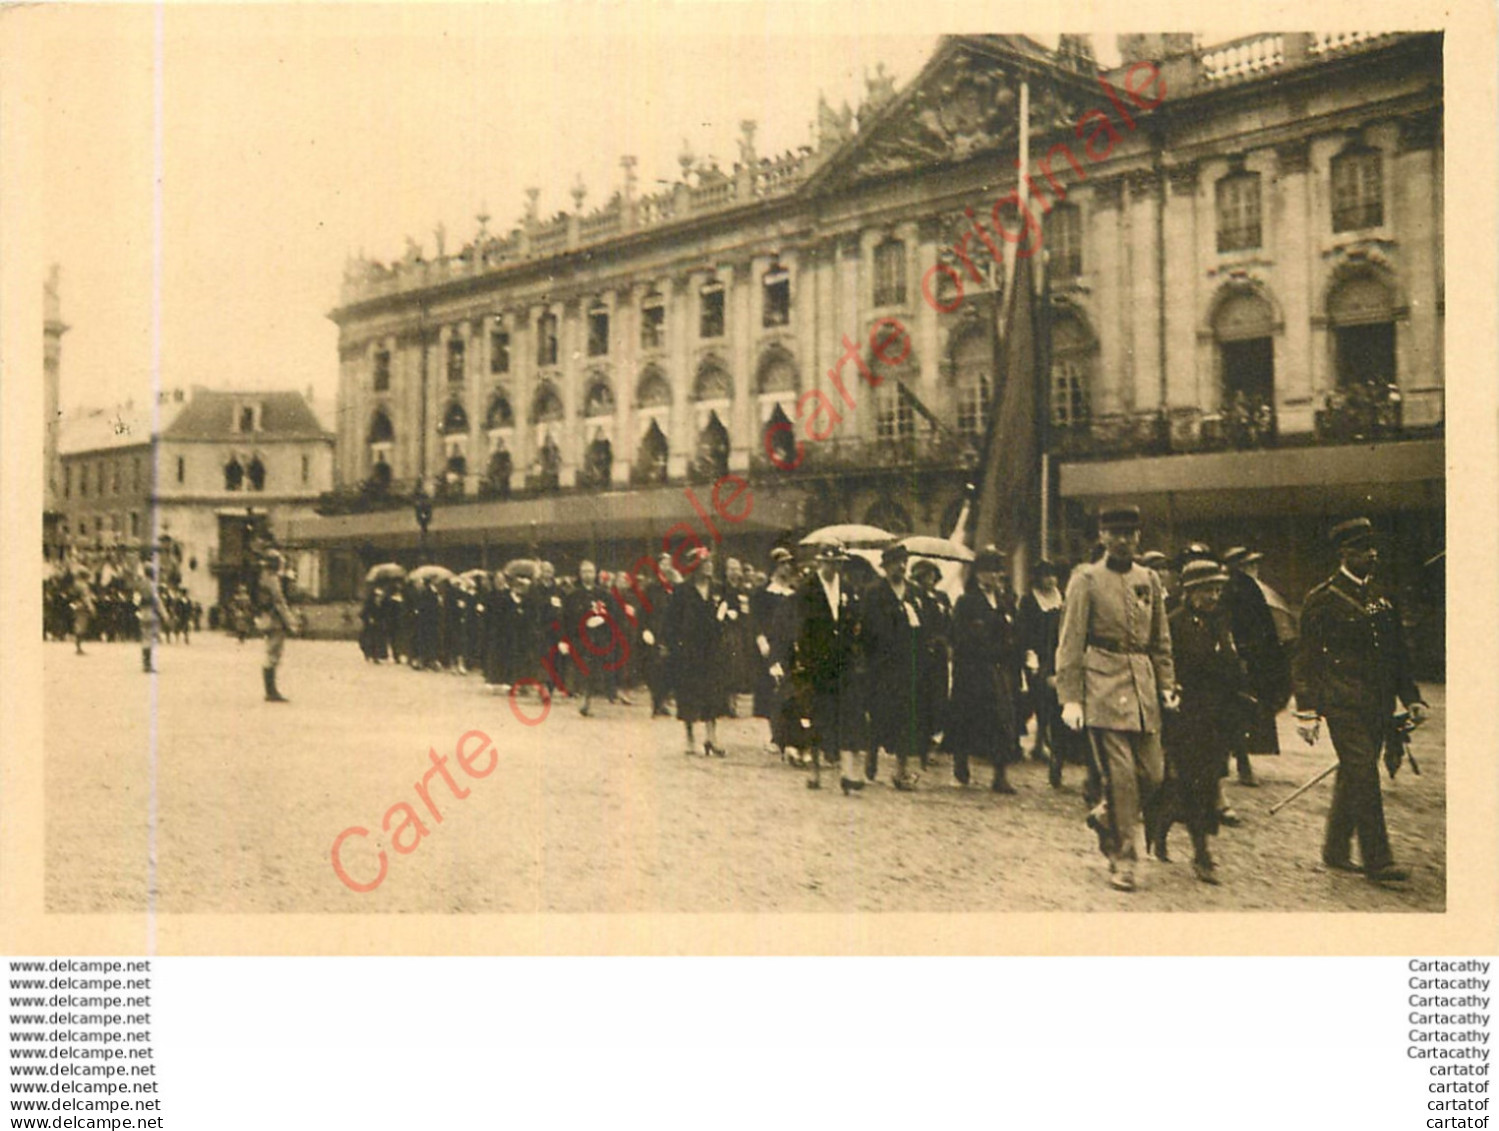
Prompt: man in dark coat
<box><xmin>751</xmin><ymin>547</ymin><xmax>802</xmax><ymax>759</ymax></box>
<box><xmin>861</xmin><ymin>545</ymin><xmax>924</xmax><ymax>789</ymax></box>
<box><xmin>1292</xmin><ymin>517</ymin><xmax>1428</xmax><ymax>886</ymax></box>
<box><xmin>774</xmin><ymin>539</ymin><xmax>864</xmax><ymax>794</ymax></box>
<box><xmin>1157</xmin><ymin>559</ymin><xmax>1252</xmax><ymax>884</ymax></box>
<box><xmin>944</xmin><ymin>547</ymin><xmax>1020</xmax><ymax>794</ymax></box>
<box><xmin>637</xmin><ymin>553</ymin><xmax>676</xmax><ymax>717</ymax></box>
<box><xmin>908</xmin><ymin>560</ymin><xmax>951</xmax><ymax>770</ymax></box>
<box><xmin>1222</xmin><ymin>546</ymin><xmax>1289</xmax><ymax>784</ymax></box>
<box><xmin>562</xmin><ymin>560</ymin><xmax>616</xmax><ymax>716</ymax></box>
<box><xmin>662</xmin><ymin>546</ymin><xmax>730</xmax><ymax>756</ymax></box>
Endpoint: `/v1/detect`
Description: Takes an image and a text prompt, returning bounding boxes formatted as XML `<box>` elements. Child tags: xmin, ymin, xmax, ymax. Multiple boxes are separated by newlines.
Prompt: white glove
<box><xmin>1161</xmin><ymin>688</ymin><xmax>1180</xmax><ymax>713</ymax></box>
<box><xmin>558</xmin><ymin>641</ymin><xmax>571</xmax><ymax>655</ymax></box>
<box><xmin>1296</xmin><ymin>713</ymin><xmax>1321</xmax><ymax>746</ymax></box>
<box><xmin>1061</xmin><ymin>702</ymin><xmax>1084</xmax><ymax>732</ymax></box>
<box><xmin>757</xmin><ymin>636</ymin><xmax>771</xmax><ymax>658</ymax></box>
<box><xmin>769</xmin><ymin>663</ymin><xmax>784</xmax><ymax>681</ymax></box>
<box><xmin>642</xmin><ymin>630</ymin><xmax>655</xmax><ymax>646</ymax></box>
<box><xmin>1024</xmin><ymin>650</ymin><xmax>1039</xmax><ymax>674</ymax></box>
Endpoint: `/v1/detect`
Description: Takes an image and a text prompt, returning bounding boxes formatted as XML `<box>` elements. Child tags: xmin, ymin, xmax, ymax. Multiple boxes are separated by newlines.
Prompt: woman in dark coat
<box><xmin>662</xmin><ymin>546</ymin><xmax>730</xmax><ymax>756</ymax></box>
<box><xmin>943</xmin><ymin>548</ymin><xmax>1021</xmax><ymax>793</ymax></box>
<box><xmin>908</xmin><ymin>560</ymin><xmax>952</xmax><ymax>768</ymax></box>
<box><xmin>750</xmin><ymin>548</ymin><xmax>802</xmax><ymax>758</ymax></box>
<box><xmin>1155</xmin><ymin>560</ymin><xmax>1253</xmax><ymax>883</ymax></box>
<box><xmin>358</xmin><ymin>588</ymin><xmax>386</xmax><ymax>661</ymax></box>
<box><xmin>862</xmin><ymin>545</ymin><xmax>924</xmax><ymax>789</ymax></box>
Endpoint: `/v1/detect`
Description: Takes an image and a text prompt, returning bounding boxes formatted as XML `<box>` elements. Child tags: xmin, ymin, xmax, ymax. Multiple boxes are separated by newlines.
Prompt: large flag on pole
<box><xmin>970</xmin><ymin>249</ymin><xmax>1041</xmax><ymax>555</ymax></box>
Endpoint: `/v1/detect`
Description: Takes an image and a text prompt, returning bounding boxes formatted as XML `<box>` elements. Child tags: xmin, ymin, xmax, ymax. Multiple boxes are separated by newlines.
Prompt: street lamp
<box><xmin>413</xmin><ymin>478</ymin><xmax>434</xmax><ymax>563</ymax></box>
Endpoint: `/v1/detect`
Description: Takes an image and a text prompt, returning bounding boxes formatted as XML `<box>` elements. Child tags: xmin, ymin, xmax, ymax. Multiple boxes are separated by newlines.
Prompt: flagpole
<box><xmin>1011</xmin><ymin>80</ymin><xmax>1031</xmax><ymax>590</ymax></box>
<box><xmin>1005</xmin><ymin>81</ymin><xmax>1030</xmax><ymax>301</ymax></box>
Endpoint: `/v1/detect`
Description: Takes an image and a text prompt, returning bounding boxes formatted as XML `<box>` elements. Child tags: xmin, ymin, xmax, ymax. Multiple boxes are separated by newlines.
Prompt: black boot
<box><xmin>991</xmin><ymin>760</ymin><xmax>1017</xmax><ymax>794</ymax></box>
<box><xmin>263</xmin><ymin>667</ymin><xmax>289</xmax><ymax>702</ymax></box>
<box><xmin>141</xmin><ymin>648</ymin><xmax>153</xmax><ymax>673</ymax></box>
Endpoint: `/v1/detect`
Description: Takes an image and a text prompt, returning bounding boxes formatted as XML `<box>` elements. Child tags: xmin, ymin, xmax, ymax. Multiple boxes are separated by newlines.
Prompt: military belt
<box><xmin>1087</xmin><ymin>637</ymin><xmax>1149</xmax><ymax>655</ymax></box>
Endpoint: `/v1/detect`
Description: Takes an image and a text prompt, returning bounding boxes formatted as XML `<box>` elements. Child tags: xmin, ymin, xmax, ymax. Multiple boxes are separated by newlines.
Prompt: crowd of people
<box><xmin>49</xmin><ymin>506</ymin><xmax>1428</xmax><ymax>898</ymax></box>
<box><xmin>44</xmin><ymin>552</ymin><xmax>200</xmax><ymax>650</ymax></box>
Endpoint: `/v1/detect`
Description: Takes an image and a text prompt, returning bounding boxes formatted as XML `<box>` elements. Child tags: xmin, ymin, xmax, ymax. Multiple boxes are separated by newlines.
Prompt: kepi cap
<box><xmin>1330</xmin><ymin>517</ymin><xmax>1376</xmax><ymax>549</ymax></box>
<box><xmin>1098</xmin><ymin>505</ymin><xmax>1142</xmax><ymax>532</ymax></box>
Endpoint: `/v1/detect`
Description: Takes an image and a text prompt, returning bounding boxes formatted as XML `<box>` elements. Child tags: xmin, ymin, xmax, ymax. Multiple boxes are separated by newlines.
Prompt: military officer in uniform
<box><xmin>1292</xmin><ymin>517</ymin><xmax>1428</xmax><ymax>885</ymax></box>
<box><xmin>1057</xmin><ymin>505</ymin><xmax>1177</xmax><ymax>892</ymax></box>
<box><xmin>255</xmin><ymin>540</ymin><xmax>296</xmax><ymax>702</ymax></box>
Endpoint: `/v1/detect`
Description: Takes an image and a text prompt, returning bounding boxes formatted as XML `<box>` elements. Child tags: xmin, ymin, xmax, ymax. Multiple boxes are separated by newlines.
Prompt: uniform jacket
<box><xmin>1056</xmin><ymin>558</ymin><xmax>1175</xmax><ymax>733</ymax></box>
<box><xmin>1292</xmin><ymin>570</ymin><xmax>1420</xmax><ymax>719</ymax></box>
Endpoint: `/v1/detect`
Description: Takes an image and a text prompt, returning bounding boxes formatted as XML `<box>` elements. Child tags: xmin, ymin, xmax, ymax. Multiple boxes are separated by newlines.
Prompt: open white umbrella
<box><xmin>799</xmin><ymin>523</ymin><xmax>895</xmax><ymax>549</ymax></box>
<box><xmin>407</xmin><ymin>564</ymin><xmax>455</xmax><ymax>584</ymax></box>
<box><xmin>365</xmin><ymin>562</ymin><xmax>406</xmax><ymax>583</ymax></box>
<box><xmin>897</xmin><ymin>534</ymin><xmax>975</xmax><ymax>562</ymax></box>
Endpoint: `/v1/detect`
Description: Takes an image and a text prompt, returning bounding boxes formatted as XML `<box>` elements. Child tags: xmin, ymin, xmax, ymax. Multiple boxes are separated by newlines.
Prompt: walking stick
<box><xmin>1269</xmin><ymin>761</ymin><xmax>1339</xmax><ymax>816</ymax></box>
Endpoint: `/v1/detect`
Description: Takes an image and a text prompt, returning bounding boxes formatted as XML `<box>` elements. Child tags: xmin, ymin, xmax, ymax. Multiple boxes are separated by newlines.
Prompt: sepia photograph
<box><xmin>24</xmin><ymin>10</ymin><xmax>1455</xmax><ymax>931</ymax></box>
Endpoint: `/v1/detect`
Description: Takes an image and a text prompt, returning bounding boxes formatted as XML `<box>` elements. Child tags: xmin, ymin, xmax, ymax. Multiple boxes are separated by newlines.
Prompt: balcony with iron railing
<box><xmin>1050</xmin><ymin>383</ymin><xmax>1439</xmax><ymax>463</ymax></box>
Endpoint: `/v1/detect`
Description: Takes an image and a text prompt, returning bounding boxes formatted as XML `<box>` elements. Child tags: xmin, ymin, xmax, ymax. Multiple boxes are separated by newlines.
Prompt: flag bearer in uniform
<box><xmin>1056</xmin><ymin>506</ymin><xmax>1177</xmax><ymax>893</ymax></box>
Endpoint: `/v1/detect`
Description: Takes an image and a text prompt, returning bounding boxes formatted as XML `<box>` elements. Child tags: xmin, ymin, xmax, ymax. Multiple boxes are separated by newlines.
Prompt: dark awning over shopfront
<box><xmin>1058</xmin><ymin>439</ymin><xmax>1444</xmax><ymax>524</ymax></box>
<box><xmin>287</xmin><ymin>480</ymin><xmax>810</xmax><ymax>554</ymax></box>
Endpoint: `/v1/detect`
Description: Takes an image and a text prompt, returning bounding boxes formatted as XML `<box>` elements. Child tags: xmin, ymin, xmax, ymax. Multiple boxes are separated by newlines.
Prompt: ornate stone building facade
<box><xmin>309</xmin><ymin>32</ymin><xmax>1443</xmax><ymax>609</ymax></box>
<box><xmin>57</xmin><ymin>387</ymin><xmax>335</xmax><ymax>609</ymax></box>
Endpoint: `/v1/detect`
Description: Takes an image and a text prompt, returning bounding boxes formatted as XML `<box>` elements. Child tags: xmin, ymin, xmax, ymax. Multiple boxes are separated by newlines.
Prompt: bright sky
<box><xmin>26</xmin><ymin>6</ymin><xmax>1113</xmax><ymax>415</ymax></box>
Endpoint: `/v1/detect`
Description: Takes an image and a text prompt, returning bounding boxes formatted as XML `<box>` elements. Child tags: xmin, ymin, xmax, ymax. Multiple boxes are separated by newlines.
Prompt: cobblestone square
<box><xmin>44</xmin><ymin>634</ymin><xmax>1446</xmax><ymax>915</ymax></box>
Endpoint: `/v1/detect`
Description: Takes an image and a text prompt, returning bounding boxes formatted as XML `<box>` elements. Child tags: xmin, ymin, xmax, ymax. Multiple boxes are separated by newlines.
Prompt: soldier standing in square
<box><xmin>255</xmin><ymin>540</ymin><xmax>296</xmax><ymax>702</ymax></box>
<box><xmin>1292</xmin><ymin>517</ymin><xmax>1428</xmax><ymax>886</ymax></box>
<box><xmin>1056</xmin><ymin>506</ymin><xmax>1177</xmax><ymax>893</ymax></box>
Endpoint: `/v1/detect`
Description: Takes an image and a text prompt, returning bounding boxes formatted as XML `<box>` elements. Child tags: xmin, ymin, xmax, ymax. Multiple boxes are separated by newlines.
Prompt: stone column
<box><xmin>1274</xmin><ymin>140</ymin><xmax>1316</xmax><ymax>433</ymax></box>
<box><xmin>615</xmin><ymin>284</ymin><xmax>637</xmax><ymax>486</ymax></box>
<box><xmin>1162</xmin><ymin>165</ymin><xmax>1201</xmax><ymax>416</ymax></box>
<box><xmin>668</xmin><ymin>273</ymin><xmax>695</xmax><ymax>479</ymax></box>
<box><xmin>729</xmin><ymin>259</ymin><xmax>754</xmax><ymax>470</ymax></box>
<box><xmin>559</xmin><ymin>299</ymin><xmax>580</xmax><ymax>488</ymax></box>
<box><xmin>1396</xmin><ymin>110</ymin><xmax>1442</xmax><ymax>427</ymax></box>
<box><xmin>517</xmin><ymin>305</ymin><xmax>542</xmax><ymax>484</ymax></box>
<box><xmin>1089</xmin><ymin>177</ymin><xmax>1126</xmax><ymax>416</ymax></box>
<box><xmin>837</xmin><ymin>233</ymin><xmax>866</xmax><ymax>440</ymax></box>
<box><xmin>1306</xmin><ymin>136</ymin><xmax>1345</xmax><ymax>405</ymax></box>
<box><xmin>1194</xmin><ymin>158</ymin><xmax>1232</xmax><ymax>416</ymax></box>
<box><xmin>1126</xmin><ymin>170</ymin><xmax>1162</xmax><ymax>415</ymax></box>
<box><xmin>464</xmin><ymin>318</ymin><xmax>483</xmax><ymax>494</ymax></box>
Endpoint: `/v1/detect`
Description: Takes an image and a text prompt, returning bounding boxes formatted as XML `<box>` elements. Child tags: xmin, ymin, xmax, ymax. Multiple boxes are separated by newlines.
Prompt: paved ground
<box><xmin>44</xmin><ymin>635</ymin><xmax>1446</xmax><ymax>914</ymax></box>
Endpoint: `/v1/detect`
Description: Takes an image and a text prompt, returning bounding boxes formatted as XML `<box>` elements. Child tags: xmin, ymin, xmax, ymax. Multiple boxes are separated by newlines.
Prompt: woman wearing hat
<box><xmin>907</xmin><ymin>559</ymin><xmax>951</xmax><ymax>768</ymax></box>
<box><xmin>944</xmin><ymin>547</ymin><xmax>1021</xmax><ymax>793</ymax></box>
<box><xmin>1017</xmin><ymin>559</ymin><xmax>1067</xmax><ymax>785</ymax></box>
<box><xmin>1155</xmin><ymin>559</ymin><xmax>1250</xmax><ymax>883</ymax></box>
<box><xmin>776</xmin><ymin>538</ymin><xmax>865</xmax><ymax>792</ymax></box>
<box><xmin>751</xmin><ymin>547</ymin><xmax>803</xmax><ymax>760</ymax></box>
<box><xmin>662</xmin><ymin>545</ymin><xmax>731</xmax><ymax>756</ymax></box>
<box><xmin>862</xmin><ymin>544</ymin><xmax>925</xmax><ymax>789</ymax></box>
